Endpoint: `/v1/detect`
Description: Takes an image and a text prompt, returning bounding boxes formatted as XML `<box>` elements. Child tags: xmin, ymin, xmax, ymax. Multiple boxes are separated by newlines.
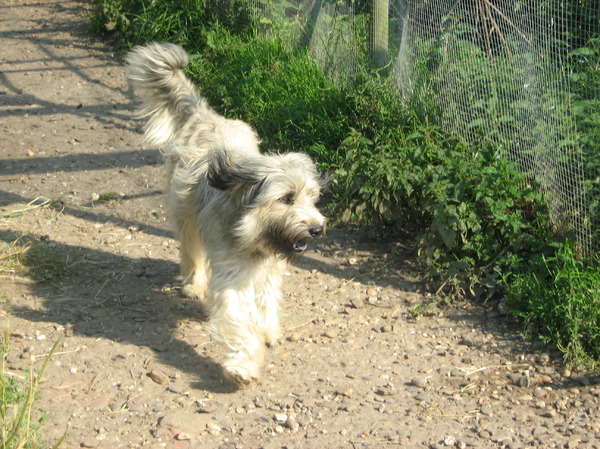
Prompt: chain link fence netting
<box><xmin>219</xmin><ymin>0</ymin><xmax>599</xmax><ymax>253</ymax></box>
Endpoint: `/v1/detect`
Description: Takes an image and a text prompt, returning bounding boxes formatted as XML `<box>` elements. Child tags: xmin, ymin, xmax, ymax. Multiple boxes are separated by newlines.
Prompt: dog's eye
<box><xmin>279</xmin><ymin>195</ymin><xmax>293</xmax><ymax>205</ymax></box>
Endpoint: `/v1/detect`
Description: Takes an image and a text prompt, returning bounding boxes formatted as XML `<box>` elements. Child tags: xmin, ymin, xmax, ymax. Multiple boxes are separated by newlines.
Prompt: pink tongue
<box><xmin>295</xmin><ymin>241</ymin><xmax>307</xmax><ymax>251</ymax></box>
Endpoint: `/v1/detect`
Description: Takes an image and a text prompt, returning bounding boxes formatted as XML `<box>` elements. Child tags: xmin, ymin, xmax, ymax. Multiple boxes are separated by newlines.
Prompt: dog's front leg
<box><xmin>207</xmin><ymin>287</ymin><xmax>265</xmax><ymax>386</ymax></box>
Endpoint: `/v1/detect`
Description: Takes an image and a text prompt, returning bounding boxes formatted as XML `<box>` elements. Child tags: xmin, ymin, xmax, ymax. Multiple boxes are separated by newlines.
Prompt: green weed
<box><xmin>505</xmin><ymin>242</ymin><xmax>600</xmax><ymax>370</ymax></box>
<box><xmin>1</xmin><ymin>332</ymin><xmax>65</xmax><ymax>448</ymax></box>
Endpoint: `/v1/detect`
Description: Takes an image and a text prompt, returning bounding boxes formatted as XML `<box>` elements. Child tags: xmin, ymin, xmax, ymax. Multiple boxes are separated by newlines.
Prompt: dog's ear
<box><xmin>319</xmin><ymin>171</ymin><xmax>333</xmax><ymax>192</ymax></box>
<box><xmin>207</xmin><ymin>151</ymin><xmax>265</xmax><ymax>192</ymax></box>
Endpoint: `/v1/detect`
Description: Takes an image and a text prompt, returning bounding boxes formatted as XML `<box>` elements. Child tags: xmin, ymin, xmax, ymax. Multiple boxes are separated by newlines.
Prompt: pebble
<box><xmin>148</xmin><ymin>370</ymin><xmax>169</xmax><ymax>385</ymax></box>
<box><xmin>416</xmin><ymin>392</ymin><xmax>432</xmax><ymax>402</ymax></box>
<box><xmin>287</xmin><ymin>333</ymin><xmax>301</xmax><ymax>342</ymax></box>
<box><xmin>274</xmin><ymin>413</ymin><xmax>287</xmax><ymax>423</ymax></box>
<box><xmin>478</xmin><ymin>430</ymin><xmax>491</xmax><ymax>439</ymax></box>
<box><xmin>324</xmin><ymin>328</ymin><xmax>339</xmax><ymax>339</ymax></box>
<box><xmin>285</xmin><ymin>416</ymin><xmax>299</xmax><ymax>431</ymax></box>
<box><xmin>375</xmin><ymin>384</ymin><xmax>397</xmax><ymax>396</ymax></box>
<box><xmin>533</xmin><ymin>388</ymin><xmax>548</xmax><ymax>398</ymax></box>
<box><xmin>517</xmin><ymin>375</ymin><xmax>533</xmax><ymax>387</ymax></box>
<box><xmin>480</xmin><ymin>404</ymin><xmax>493</xmax><ymax>416</ymax></box>
<box><xmin>411</xmin><ymin>376</ymin><xmax>428</xmax><ymax>389</ymax></box>
<box><xmin>167</xmin><ymin>385</ymin><xmax>185</xmax><ymax>394</ymax></box>
<box><xmin>350</xmin><ymin>297</ymin><xmax>364</xmax><ymax>309</ymax></box>
<box><xmin>443</xmin><ymin>435</ymin><xmax>455</xmax><ymax>446</ymax></box>
<box><xmin>206</xmin><ymin>422</ymin><xmax>221</xmax><ymax>435</ymax></box>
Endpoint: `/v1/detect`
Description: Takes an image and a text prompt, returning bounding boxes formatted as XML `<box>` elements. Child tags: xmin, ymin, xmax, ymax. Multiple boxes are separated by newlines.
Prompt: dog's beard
<box><xmin>231</xmin><ymin>219</ymin><xmax>314</xmax><ymax>260</ymax></box>
<box><xmin>263</xmin><ymin>228</ymin><xmax>312</xmax><ymax>258</ymax></box>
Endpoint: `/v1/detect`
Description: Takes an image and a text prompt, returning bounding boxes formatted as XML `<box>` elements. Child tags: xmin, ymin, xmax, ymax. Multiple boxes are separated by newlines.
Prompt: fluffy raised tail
<box><xmin>126</xmin><ymin>42</ymin><xmax>210</xmax><ymax>147</ymax></box>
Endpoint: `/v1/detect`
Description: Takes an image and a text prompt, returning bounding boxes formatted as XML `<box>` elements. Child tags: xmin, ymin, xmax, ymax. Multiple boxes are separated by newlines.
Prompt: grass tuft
<box><xmin>1</xmin><ymin>332</ymin><xmax>66</xmax><ymax>448</ymax></box>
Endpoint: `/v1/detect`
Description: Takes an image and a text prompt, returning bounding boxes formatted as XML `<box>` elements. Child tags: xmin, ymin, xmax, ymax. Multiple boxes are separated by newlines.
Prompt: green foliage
<box><xmin>334</xmin><ymin>122</ymin><xmax>554</xmax><ymax>301</ymax></box>
<box><xmin>570</xmin><ymin>36</ymin><xmax>600</xmax><ymax>242</ymax></box>
<box><xmin>506</xmin><ymin>243</ymin><xmax>600</xmax><ymax>369</ymax></box>
<box><xmin>1</xmin><ymin>333</ymin><xmax>65</xmax><ymax>449</ymax></box>
<box><xmin>184</xmin><ymin>27</ymin><xmax>350</xmax><ymax>163</ymax></box>
<box><xmin>89</xmin><ymin>0</ymin><xmax>257</xmax><ymax>49</ymax></box>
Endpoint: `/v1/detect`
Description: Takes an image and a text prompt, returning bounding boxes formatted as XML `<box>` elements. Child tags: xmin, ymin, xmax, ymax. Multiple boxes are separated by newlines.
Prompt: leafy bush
<box><xmin>506</xmin><ymin>243</ymin><xmax>600</xmax><ymax>369</ymax></box>
<box><xmin>184</xmin><ymin>27</ymin><xmax>350</xmax><ymax>163</ymax></box>
<box><xmin>89</xmin><ymin>0</ymin><xmax>256</xmax><ymax>49</ymax></box>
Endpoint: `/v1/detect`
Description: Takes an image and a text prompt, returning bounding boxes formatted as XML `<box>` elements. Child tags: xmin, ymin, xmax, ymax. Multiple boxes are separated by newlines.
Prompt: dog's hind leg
<box><xmin>177</xmin><ymin>217</ymin><xmax>210</xmax><ymax>298</ymax></box>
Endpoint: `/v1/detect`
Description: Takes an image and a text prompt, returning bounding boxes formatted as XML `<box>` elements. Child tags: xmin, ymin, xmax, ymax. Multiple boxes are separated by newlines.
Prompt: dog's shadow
<box><xmin>2</xmin><ymin>228</ymin><xmax>240</xmax><ymax>394</ymax></box>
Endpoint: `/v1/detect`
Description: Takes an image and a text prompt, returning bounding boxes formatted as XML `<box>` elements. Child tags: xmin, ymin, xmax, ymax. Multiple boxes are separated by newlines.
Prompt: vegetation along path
<box><xmin>1</xmin><ymin>1</ymin><xmax>599</xmax><ymax>448</ymax></box>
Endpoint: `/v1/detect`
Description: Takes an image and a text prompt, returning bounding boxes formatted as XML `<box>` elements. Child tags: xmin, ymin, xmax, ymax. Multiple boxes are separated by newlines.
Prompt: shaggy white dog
<box><xmin>126</xmin><ymin>42</ymin><xmax>326</xmax><ymax>386</ymax></box>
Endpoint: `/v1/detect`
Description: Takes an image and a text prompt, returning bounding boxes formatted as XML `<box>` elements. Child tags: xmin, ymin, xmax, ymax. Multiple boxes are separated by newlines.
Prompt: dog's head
<box><xmin>208</xmin><ymin>150</ymin><xmax>327</xmax><ymax>258</ymax></box>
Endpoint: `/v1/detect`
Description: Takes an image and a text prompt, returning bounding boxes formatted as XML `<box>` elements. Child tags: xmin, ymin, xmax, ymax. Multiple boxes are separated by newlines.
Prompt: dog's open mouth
<box><xmin>292</xmin><ymin>240</ymin><xmax>308</xmax><ymax>252</ymax></box>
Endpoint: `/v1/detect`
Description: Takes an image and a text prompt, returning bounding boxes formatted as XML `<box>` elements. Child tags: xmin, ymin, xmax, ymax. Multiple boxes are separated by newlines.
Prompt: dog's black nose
<box><xmin>309</xmin><ymin>225</ymin><xmax>324</xmax><ymax>237</ymax></box>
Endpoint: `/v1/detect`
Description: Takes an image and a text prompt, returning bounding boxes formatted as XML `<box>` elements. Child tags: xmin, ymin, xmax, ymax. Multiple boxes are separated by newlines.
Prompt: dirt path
<box><xmin>1</xmin><ymin>1</ymin><xmax>599</xmax><ymax>448</ymax></box>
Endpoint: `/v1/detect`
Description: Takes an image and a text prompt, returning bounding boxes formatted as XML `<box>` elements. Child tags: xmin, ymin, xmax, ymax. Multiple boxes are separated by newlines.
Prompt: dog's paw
<box><xmin>264</xmin><ymin>329</ymin><xmax>282</xmax><ymax>348</ymax></box>
<box><xmin>181</xmin><ymin>283</ymin><xmax>206</xmax><ymax>299</ymax></box>
<box><xmin>223</xmin><ymin>365</ymin><xmax>259</xmax><ymax>388</ymax></box>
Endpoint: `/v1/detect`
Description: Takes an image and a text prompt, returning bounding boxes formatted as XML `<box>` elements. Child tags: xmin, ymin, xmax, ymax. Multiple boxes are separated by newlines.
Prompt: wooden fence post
<box><xmin>372</xmin><ymin>0</ymin><xmax>390</xmax><ymax>68</ymax></box>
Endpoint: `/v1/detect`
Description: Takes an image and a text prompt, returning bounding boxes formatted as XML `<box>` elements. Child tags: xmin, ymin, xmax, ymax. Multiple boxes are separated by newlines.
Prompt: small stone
<box><xmin>415</xmin><ymin>392</ymin><xmax>431</xmax><ymax>402</ymax></box>
<box><xmin>411</xmin><ymin>377</ymin><xmax>428</xmax><ymax>389</ymax></box>
<box><xmin>535</xmin><ymin>353</ymin><xmax>550</xmax><ymax>365</ymax></box>
<box><xmin>380</xmin><ymin>324</ymin><xmax>393</xmax><ymax>333</ymax></box>
<box><xmin>148</xmin><ymin>370</ymin><xmax>169</xmax><ymax>385</ymax></box>
<box><xmin>175</xmin><ymin>432</ymin><xmax>192</xmax><ymax>440</ymax></box>
<box><xmin>350</xmin><ymin>297</ymin><xmax>364</xmax><ymax>309</ymax></box>
<box><xmin>287</xmin><ymin>333</ymin><xmax>301</xmax><ymax>342</ymax></box>
<box><xmin>206</xmin><ymin>422</ymin><xmax>221</xmax><ymax>435</ymax></box>
<box><xmin>478</xmin><ymin>430</ymin><xmax>491</xmax><ymax>439</ymax></box>
<box><xmin>324</xmin><ymin>328</ymin><xmax>339</xmax><ymax>339</ymax></box>
<box><xmin>533</xmin><ymin>388</ymin><xmax>548</xmax><ymax>398</ymax></box>
<box><xmin>443</xmin><ymin>436</ymin><xmax>455</xmax><ymax>446</ymax></box>
<box><xmin>375</xmin><ymin>384</ymin><xmax>397</xmax><ymax>396</ymax></box>
<box><xmin>570</xmin><ymin>375</ymin><xmax>590</xmax><ymax>386</ymax></box>
<box><xmin>480</xmin><ymin>404</ymin><xmax>493</xmax><ymax>416</ymax></box>
<box><xmin>517</xmin><ymin>375</ymin><xmax>532</xmax><ymax>387</ymax></box>
<box><xmin>274</xmin><ymin>413</ymin><xmax>287</xmax><ymax>423</ymax></box>
<box><xmin>167</xmin><ymin>385</ymin><xmax>185</xmax><ymax>394</ymax></box>
<box><xmin>336</xmin><ymin>388</ymin><xmax>353</xmax><ymax>397</ymax></box>
<box><xmin>285</xmin><ymin>416</ymin><xmax>299</xmax><ymax>431</ymax></box>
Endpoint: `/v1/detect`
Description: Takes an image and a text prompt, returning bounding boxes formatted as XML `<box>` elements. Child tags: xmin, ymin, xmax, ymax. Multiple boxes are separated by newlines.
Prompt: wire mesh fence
<box><xmin>219</xmin><ymin>0</ymin><xmax>599</xmax><ymax>253</ymax></box>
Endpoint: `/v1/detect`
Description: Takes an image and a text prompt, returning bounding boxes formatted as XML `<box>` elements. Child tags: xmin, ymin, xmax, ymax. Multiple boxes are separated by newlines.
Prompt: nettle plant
<box><xmin>333</xmin><ymin>121</ymin><xmax>553</xmax><ymax>301</ymax></box>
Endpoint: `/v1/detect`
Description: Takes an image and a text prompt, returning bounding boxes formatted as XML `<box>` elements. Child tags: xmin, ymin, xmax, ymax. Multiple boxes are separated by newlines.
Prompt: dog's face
<box><xmin>208</xmin><ymin>151</ymin><xmax>327</xmax><ymax>258</ymax></box>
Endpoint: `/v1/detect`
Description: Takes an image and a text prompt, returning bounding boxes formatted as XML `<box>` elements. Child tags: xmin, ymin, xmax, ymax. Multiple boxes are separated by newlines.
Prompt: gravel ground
<box><xmin>1</xmin><ymin>1</ymin><xmax>599</xmax><ymax>448</ymax></box>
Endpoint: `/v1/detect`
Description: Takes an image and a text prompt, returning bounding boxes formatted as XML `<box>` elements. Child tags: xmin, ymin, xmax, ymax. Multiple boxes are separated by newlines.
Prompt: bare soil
<box><xmin>1</xmin><ymin>1</ymin><xmax>599</xmax><ymax>448</ymax></box>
